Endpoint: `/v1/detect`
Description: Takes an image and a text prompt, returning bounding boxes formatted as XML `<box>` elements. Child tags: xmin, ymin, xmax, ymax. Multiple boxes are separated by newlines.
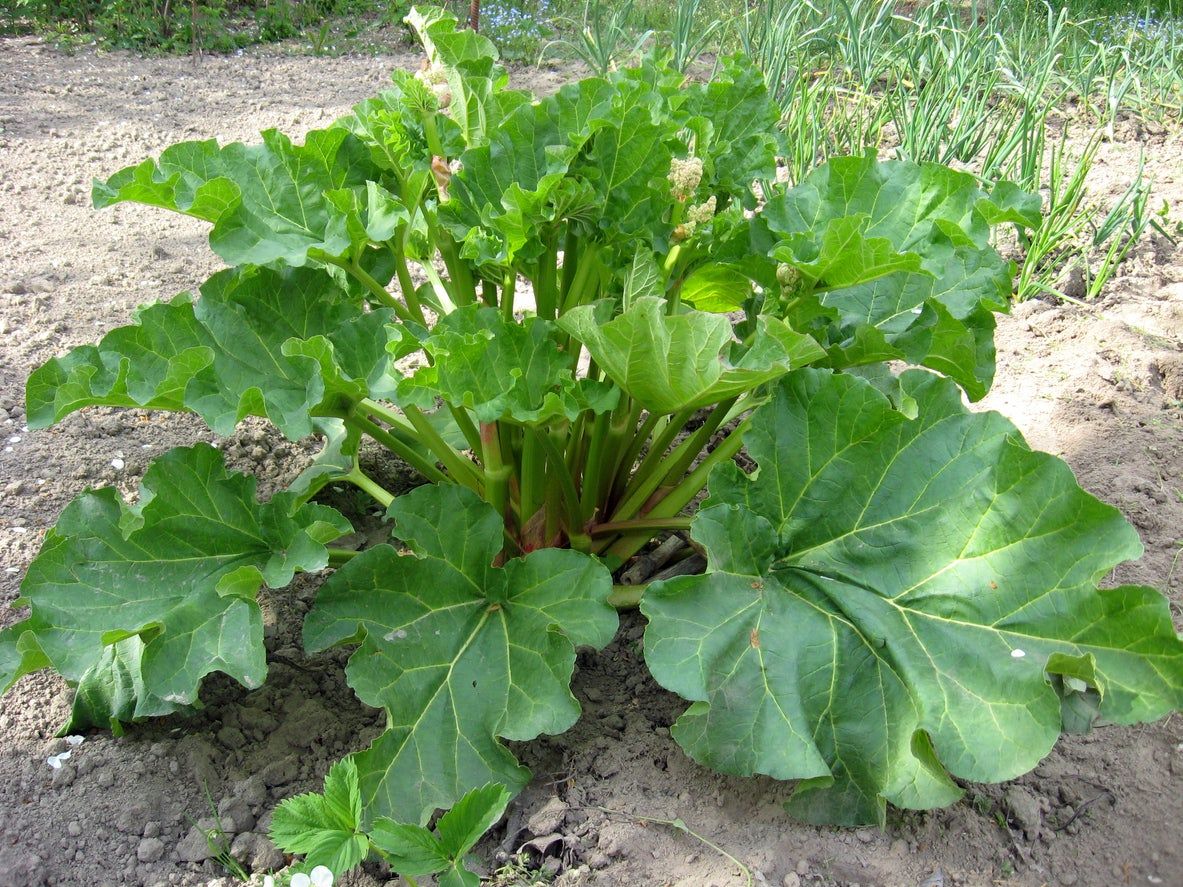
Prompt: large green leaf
<box><xmin>27</xmin><ymin>266</ymin><xmax>403</xmax><ymax>439</ymax></box>
<box><xmin>642</xmin><ymin>369</ymin><xmax>1183</xmax><ymax>826</ymax></box>
<box><xmin>559</xmin><ymin>297</ymin><xmax>826</xmax><ymax>414</ymax></box>
<box><xmin>26</xmin><ymin>292</ymin><xmax>213</xmax><ymax>426</ymax></box>
<box><xmin>759</xmin><ymin>155</ymin><xmax>1025</xmax><ymax>399</ymax></box>
<box><xmin>0</xmin><ymin>445</ymin><xmax>350</xmax><ymax>716</ymax></box>
<box><xmin>398</xmin><ymin>305</ymin><xmax>618</xmax><ymax>424</ymax></box>
<box><xmin>304</xmin><ymin>484</ymin><xmax>617</xmax><ymax>824</ymax></box>
<box><xmin>93</xmin><ymin>129</ymin><xmax>393</xmax><ymax>267</ymax></box>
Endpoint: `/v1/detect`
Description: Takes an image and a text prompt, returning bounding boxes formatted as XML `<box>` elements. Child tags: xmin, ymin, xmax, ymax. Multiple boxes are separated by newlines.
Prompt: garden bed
<box><xmin>0</xmin><ymin>35</ymin><xmax>1180</xmax><ymax>887</ymax></box>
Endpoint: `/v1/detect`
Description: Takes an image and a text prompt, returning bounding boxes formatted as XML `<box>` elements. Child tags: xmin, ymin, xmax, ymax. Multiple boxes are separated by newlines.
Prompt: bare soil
<box><xmin>1</xmin><ymin>36</ymin><xmax>1181</xmax><ymax>887</ymax></box>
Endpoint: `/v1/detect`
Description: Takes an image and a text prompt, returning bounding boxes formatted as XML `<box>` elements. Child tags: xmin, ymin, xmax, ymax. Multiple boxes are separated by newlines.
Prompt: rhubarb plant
<box><xmin>2</xmin><ymin>4</ymin><xmax>1181</xmax><ymax>852</ymax></box>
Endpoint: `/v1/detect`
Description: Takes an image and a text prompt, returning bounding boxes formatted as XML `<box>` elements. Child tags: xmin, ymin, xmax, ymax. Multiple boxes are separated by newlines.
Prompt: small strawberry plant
<box><xmin>2</xmin><ymin>4</ymin><xmax>1181</xmax><ymax>872</ymax></box>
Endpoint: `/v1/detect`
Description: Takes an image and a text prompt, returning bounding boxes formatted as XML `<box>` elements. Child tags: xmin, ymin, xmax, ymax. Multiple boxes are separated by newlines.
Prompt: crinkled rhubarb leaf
<box><xmin>642</xmin><ymin>369</ymin><xmax>1183</xmax><ymax>826</ymax></box>
<box><xmin>27</xmin><ymin>265</ymin><xmax>404</xmax><ymax>439</ymax></box>
<box><xmin>399</xmin><ymin>305</ymin><xmax>618</xmax><ymax>424</ymax></box>
<box><xmin>579</xmin><ymin>80</ymin><xmax>673</xmax><ymax>240</ymax></box>
<box><xmin>93</xmin><ymin>129</ymin><xmax>395</xmax><ymax>267</ymax></box>
<box><xmin>559</xmin><ymin>297</ymin><xmax>825</xmax><ymax>414</ymax></box>
<box><xmin>759</xmin><ymin>155</ymin><xmax>1025</xmax><ymax>399</ymax></box>
<box><xmin>304</xmin><ymin>484</ymin><xmax>617</xmax><ymax>824</ymax></box>
<box><xmin>683</xmin><ymin>55</ymin><xmax>781</xmax><ymax>204</ymax></box>
<box><xmin>25</xmin><ymin>292</ymin><xmax>212</xmax><ymax>425</ymax></box>
<box><xmin>441</xmin><ymin>77</ymin><xmax>617</xmax><ymax>269</ymax></box>
<box><xmin>0</xmin><ymin>444</ymin><xmax>350</xmax><ymax>717</ymax></box>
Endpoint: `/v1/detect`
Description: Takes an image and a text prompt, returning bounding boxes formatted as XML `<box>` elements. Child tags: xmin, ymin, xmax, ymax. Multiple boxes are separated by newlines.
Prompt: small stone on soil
<box><xmin>526</xmin><ymin>796</ymin><xmax>569</xmax><ymax>836</ymax></box>
<box><xmin>137</xmin><ymin>837</ymin><xmax>165</xmax><ymax>863</ymax></box>
<box><xmin>1003</xmin><ymin>785</ymin><xmax>1043</xmax><ymax>839</ymax></box>
<box><xmin>175</xmin><ymin>825</ymin><xmax>214</xmax><ymax>863</ymax></box>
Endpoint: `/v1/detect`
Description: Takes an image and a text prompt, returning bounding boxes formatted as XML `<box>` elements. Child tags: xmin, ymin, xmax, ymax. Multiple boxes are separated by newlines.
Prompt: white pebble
<box><xmin>8</xmin><ymin>435</ymin><xmax>20</xmax><ymax>443</ymax></box>
<box><xmin>111</xmin><ymin>458</ymin><xmax>125</xmax><ymax>470</ymax></box>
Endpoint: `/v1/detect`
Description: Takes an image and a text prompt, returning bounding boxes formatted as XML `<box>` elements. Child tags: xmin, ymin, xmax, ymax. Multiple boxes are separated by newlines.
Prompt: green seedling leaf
<box><xmin>93</xmin><ymin>129</ymin><xmax>394</xmax><ymax>267</ymax></box>
<box><xmin>27</xmin><ymin>265</ymin><xmax>403</xmax><ymax>439</ymax></box>
<box><xmin>642</xmin><ymin>369</ymin><xmax>1183</xmax><ymax>826</ymax></box>
<box><xmin>559</xmin><ymin>297</ymin><xmax>825</xmax><ymax>414</ymax></box>
<box><xmin>370</xmin><ymin>783</ymin><xmax>512</xmax><ymax>887</ymax></box>
<box><xmin>1</xmin><ymin>444</ymin><xmax>350</xmax><ymax>721</ymax></box>
<box><xmin>271</xmin><ymin>758</ymin><xmax>369</xmax><ymax>874</ymax></box>
<box><xmin>304</xmin><ymin>484</ymin><xmax>617</xmax><ymax>824</ymax></box>
<box><xmin>399</xmin><ymin>305</ymin><xmax>619</xmax><ymax>424</ymax></box>
<box><xmin>370</xmin><ymin>821</ymin><xmax>451</xmax><ymax>875</ymax></box>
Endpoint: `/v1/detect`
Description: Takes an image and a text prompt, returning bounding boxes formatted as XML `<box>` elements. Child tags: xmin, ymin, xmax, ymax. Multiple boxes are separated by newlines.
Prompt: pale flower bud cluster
<box><xmin>674</xmin><ymin>195</ymin><xmax>718</xmax><ymax>241</ymax></box>
<box><xmin>416</xmin><ymin>60</ymin><xmax>452</xmax><ymax>108</ymax></box>
<box><xmin>686</xmin><ymin>195</ymin><xmax>717</xmax><ymax>227</ymax></box>
<box><xmin>668</xmin><ymin>156</ymin><xmax>704</xmax><ymax>201</ymax></box>
<box><xmin>416</xmin><ymin>59</ymin><xmax>448</xmax><ymax>86</ymax></box>
<box><xmin>776</xmin><ymin>263</ymin><xmax>803</xmax><ymax>291</ymax></box>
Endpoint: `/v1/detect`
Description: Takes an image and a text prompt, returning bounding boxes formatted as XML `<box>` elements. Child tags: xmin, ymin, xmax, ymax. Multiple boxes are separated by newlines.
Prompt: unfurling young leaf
<box><xmin>559</xmin><ymin>297</ymin><xmax>825</xmax><ymax>414</ymax></box>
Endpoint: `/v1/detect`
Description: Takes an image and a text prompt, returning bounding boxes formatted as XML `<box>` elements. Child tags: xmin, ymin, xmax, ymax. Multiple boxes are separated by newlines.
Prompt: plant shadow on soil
<box><xmin>0</xmin><ymin>34</ymin><xmax>1181</xmax><ymax>887</ymax></box>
